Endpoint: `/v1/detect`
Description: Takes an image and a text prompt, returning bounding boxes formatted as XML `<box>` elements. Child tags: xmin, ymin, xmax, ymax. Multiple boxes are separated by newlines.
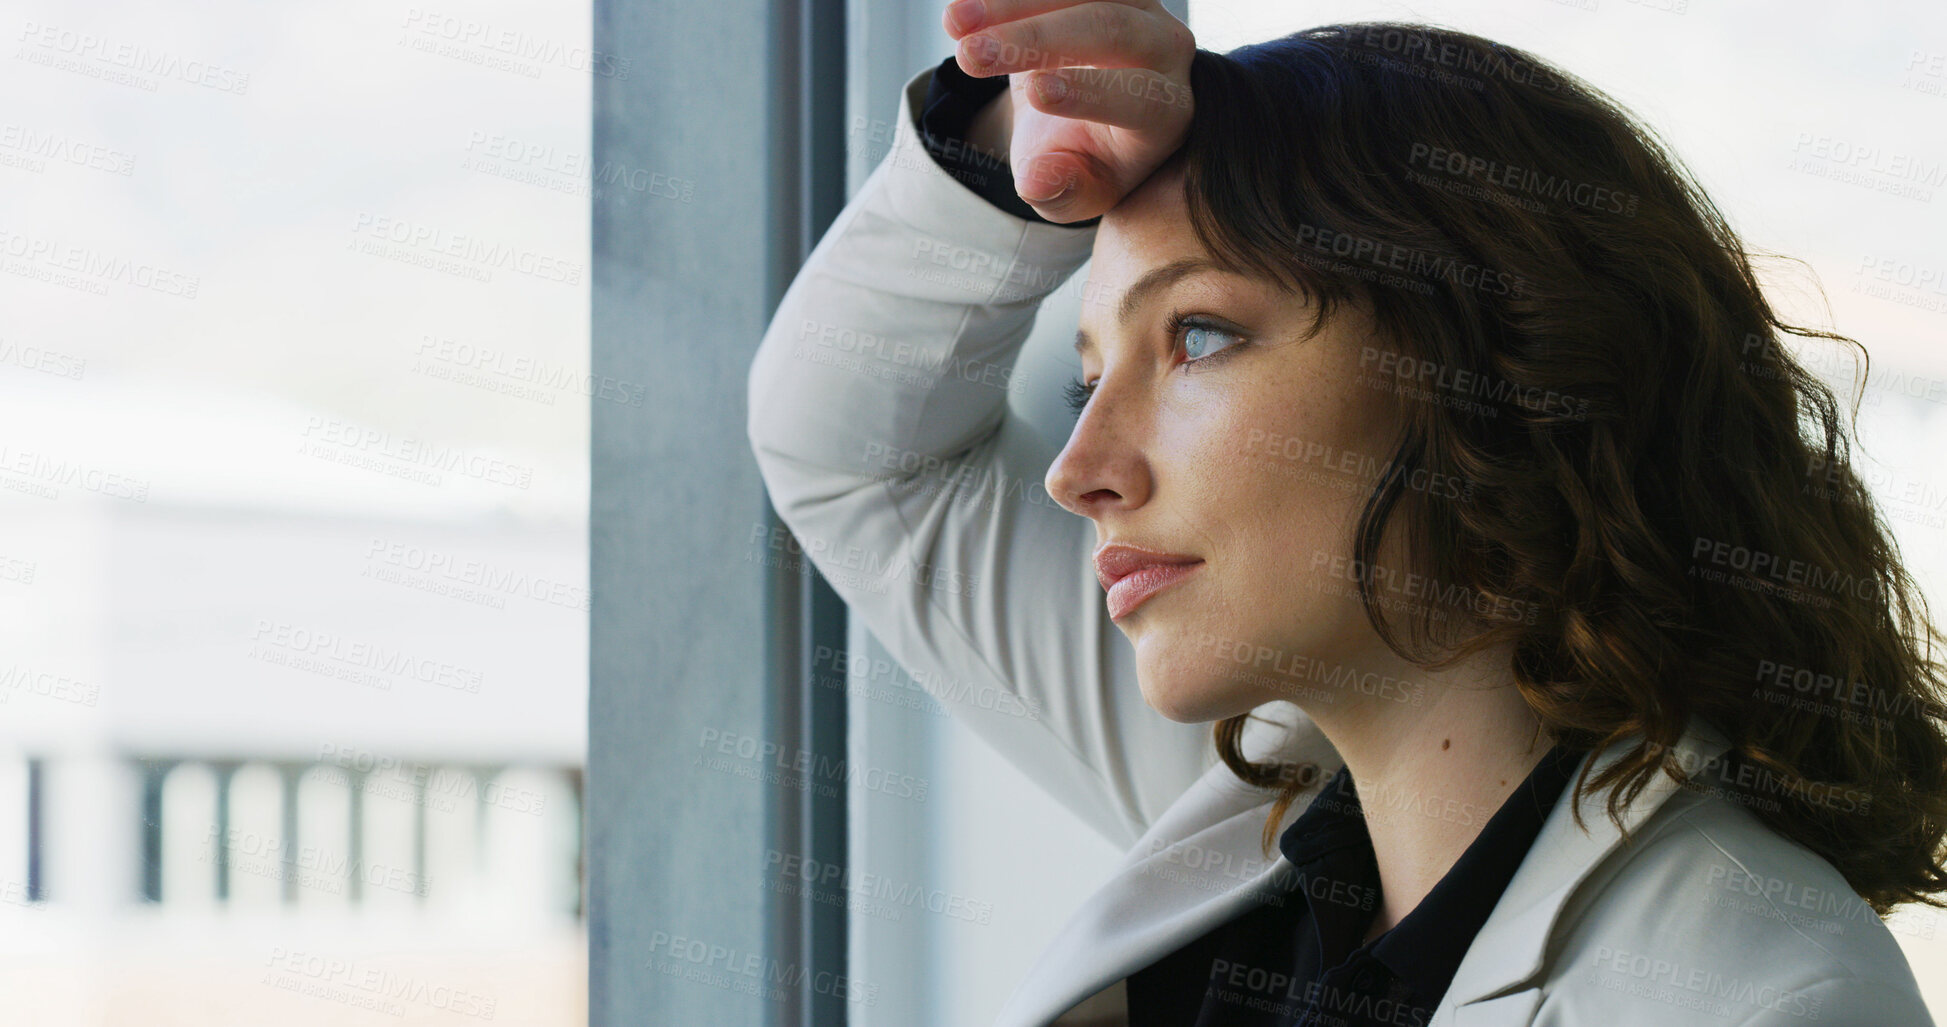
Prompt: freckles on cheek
<box><xmin>1223</xmin><ymin>379</ymin><xmax>1373</xmax><ymax>570</ymax></box>
<box><xmin>1147</xmin><ymin>409</ymin><xmax>1282</xmax><ymax>612</ymax></box>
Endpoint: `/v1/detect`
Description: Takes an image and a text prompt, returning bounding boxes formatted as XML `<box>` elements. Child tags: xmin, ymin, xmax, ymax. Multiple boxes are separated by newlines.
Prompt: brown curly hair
<box><xmin>1184</xmin><ymin>23</ymin><xmax>1947</xmax><ymax>916</ymax></box>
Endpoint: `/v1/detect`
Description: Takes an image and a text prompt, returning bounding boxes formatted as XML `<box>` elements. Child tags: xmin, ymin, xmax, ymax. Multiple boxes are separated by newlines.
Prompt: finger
<box><xmin>953</xmin><ymin>2</ymin><xmax>1189</xmax><ymax>79</ymax></box>
<box><xmin>1026</xmin><ymin>178</ymin><xmax>1113</xmax><ymax>224</ymax></box>
<box><xmin>1016</xmin><ymin>150</ymin><xmax>1118</xmax><ymax>223</ymax></box>
<box><xmin>943</xmin><ymin>0</ymin><xmax>1157</xmax><ymax>39</ymax></box>
<box><xmin>1020</xmin><ymin>67</ymin><xmax>1192</xmax><ymax>129</ymax></box>
<box><xmin>1014</xmin><ymin>152</ymin><xmax>1079</xmax><ymax>204</ymax></box>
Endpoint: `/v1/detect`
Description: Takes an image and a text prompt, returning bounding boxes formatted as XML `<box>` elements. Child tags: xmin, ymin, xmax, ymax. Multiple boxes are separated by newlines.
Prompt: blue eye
<box><xmin>1061</xmin><ymin>310</ymin><xmax>1245</xmax><ymax>421</ymax></box>
<box><xmin>1182</xmin><ymin>322</ymin><xmax>1237</xmax><ymax>360</ymax></box>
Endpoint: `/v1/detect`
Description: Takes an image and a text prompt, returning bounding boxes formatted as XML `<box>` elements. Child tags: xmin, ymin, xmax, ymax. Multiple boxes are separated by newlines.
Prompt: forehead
<box><xmin>1094</xmin><ymin>159</ymin><xmax>1195</xmax><ymax>265</ymax></box>
<box><xmin>1075</xmin><ymin>161</ymin><xmax>1226</xmax><ymax>360</ymax></box>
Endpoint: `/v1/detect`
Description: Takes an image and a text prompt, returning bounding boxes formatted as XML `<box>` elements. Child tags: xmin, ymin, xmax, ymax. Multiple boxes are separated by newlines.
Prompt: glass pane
<box><xmin>0</xmin><ymin>0</ymin><xmax>591</xmax><ymax>1021</ymax></box>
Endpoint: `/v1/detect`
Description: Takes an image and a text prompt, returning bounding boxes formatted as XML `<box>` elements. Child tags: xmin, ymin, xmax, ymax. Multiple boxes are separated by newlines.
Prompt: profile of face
<box><xmin>1043</xmin><ymin>160</ymin><xmax>1411</xmax><ymax>724</ymax></box>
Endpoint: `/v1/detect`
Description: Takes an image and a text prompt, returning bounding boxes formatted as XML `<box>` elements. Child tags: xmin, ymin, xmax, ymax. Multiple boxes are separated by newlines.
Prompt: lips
<box><xmin>1094</xmin><ymin>543</ymin><xmax>1203</xmax><ymax>620</ymax></box>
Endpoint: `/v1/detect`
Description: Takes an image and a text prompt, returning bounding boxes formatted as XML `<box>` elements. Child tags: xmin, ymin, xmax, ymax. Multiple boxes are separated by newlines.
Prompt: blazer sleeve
<box><xmin>1723</xmin><ymin>972</ymin><xmax>1937</xmax><ymax>1027</ymax></box>
<box><xmin>745</xmin><ymin>62</ymin><xmax>1215</xmax><ymax>849</ymax></box>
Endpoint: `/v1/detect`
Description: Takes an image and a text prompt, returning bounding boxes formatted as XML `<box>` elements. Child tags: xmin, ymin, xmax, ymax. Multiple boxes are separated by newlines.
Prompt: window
<box><xmin>1</xmin><ymin>0</ymin><xmax>590</xmax><ymax>1020</ymax></box>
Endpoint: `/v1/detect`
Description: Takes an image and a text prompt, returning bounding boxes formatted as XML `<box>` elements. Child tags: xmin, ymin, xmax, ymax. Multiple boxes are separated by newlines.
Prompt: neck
<box><xmin>1299</xmin><ymin>640</ymin><xmax>1548</xmax><ymax>941</ymax></box>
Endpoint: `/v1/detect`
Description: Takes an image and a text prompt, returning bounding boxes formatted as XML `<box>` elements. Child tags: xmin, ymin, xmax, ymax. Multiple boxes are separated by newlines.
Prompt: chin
<box><xmin>1138</xmin><ymin>668</ymin><xmax>1246</xmax><ymax>724</ymax></box>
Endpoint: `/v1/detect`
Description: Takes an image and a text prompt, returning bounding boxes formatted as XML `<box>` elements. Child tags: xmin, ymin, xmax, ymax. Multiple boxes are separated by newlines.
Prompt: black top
<box><xmin>912</xmin><ymin>60</ymin><xmax>1581</xmax><ymax>1025</ymax></box>
<box><xmin>1127</xmin><ymin>743</ymin><xmax>1581</xmax><ymax>1027</ymax></box>
<box><xmin>915</xmin><ymin>55</ymin><xmax>1101</xmax><ymax>228</ymax></box>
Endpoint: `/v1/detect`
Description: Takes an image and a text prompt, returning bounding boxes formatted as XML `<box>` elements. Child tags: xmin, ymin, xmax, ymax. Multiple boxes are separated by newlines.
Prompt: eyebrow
<box><xmin>1073</xmin><ymin>258</ymin><xmax>1222</xmax><ymax>359</ymax></box>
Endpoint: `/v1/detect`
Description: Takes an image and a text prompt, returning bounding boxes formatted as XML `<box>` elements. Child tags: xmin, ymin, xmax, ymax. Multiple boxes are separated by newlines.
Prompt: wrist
<box><xmin>965</xmin><ymin>84</ymin><xmax>1012</xmax><ymax>165</ymax></box>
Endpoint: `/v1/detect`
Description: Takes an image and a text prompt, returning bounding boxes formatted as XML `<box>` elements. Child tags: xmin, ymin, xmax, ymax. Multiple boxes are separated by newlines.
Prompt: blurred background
<box><xmin>0</xmin><ymin>0</ymin><xmax>588</xmax><ymax>1022</ymax></box>
<box><xmin>3</xmin><ymin>0</ymin><xmax>1944</xmax><ymax>1024</ymax></box>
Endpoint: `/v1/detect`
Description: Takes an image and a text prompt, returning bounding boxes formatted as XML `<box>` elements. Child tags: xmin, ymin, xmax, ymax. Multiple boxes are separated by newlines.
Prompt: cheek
<box><xmin>1175</xmin><ymin>366</ymin><xmax>1382</xmax><ymax>584</ymax></box>
<box><xmin>1148</xmin><ymin>366</ymin><xmax>1392</xmax><ymax>707</ymax></box>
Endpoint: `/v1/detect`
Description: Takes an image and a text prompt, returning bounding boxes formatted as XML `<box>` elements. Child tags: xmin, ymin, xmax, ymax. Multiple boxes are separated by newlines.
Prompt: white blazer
<box><xmin>745</xmin><ymin>63</ymin><xmax>1938</xmax><ymax>1027</ymax></box>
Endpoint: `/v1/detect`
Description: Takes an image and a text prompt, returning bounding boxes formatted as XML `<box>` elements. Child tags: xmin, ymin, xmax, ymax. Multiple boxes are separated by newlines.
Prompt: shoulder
<box><xmin>1539</xmin><ymin>787</ymin><xmax>1936</xmax><ymax>1025</ymax></box>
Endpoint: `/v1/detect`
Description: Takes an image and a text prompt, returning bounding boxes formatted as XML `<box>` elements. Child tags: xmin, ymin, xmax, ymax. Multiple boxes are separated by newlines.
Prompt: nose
<box><xmin>1044</xmin><ymin>393</ymin><xmax>1150</xmax><ymax>518</ymax></box>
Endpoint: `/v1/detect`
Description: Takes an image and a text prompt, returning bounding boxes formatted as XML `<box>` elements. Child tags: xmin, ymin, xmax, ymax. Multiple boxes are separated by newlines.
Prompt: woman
<box><xmin>746</xmin><ymin>3</ymin><xmax>1947</xmax><ymax>1024</ymax></box>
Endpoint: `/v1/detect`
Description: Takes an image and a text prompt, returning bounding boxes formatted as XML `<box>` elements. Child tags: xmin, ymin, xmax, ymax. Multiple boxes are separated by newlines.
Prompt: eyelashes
<box><xmin>1061</xmin><ymin>310</ymin><xmax>1245</xmax><ymax>421</ymax></box>
<box><xmin>1060</xmin><ymin>376</ymin><xmax>1094</xmax><ymax>419</ymax></box>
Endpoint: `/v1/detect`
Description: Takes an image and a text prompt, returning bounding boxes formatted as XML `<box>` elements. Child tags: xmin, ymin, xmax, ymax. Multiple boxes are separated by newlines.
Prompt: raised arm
<box><xmin>745</xmin><ymin>62</ymin><xmax>1211</xmax><ymax>849</ymax></box>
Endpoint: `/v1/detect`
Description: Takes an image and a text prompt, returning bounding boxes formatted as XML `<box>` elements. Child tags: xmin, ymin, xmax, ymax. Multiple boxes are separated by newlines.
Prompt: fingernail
<box><xmin>1019</xmin><ymin>163</ymin><xmax>1068</xmax><ymax>202</ymax></box>
<box><xmin>1034</xmin><ymin>73</ymin><xmax>1068</xmax><ymax>105</ymax></box>
<box><xmin>1032</xmin><ymin>174</ymin><xmax>1077</xmax><ymax>204</ymax></box>
<box><xmin>945</xmin><ymin>0</ymin><xmax>984</xmax><ymax>35</ymax></box>
<box><xmin>966</xmin><ymin>34</ymin><xmax>999</xmax><ymax>69</ymax></box>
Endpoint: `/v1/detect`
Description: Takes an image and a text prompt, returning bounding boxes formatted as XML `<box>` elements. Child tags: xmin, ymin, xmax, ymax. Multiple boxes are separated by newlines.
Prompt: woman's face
<box><xmin>1044</xmin><ymin>162</ymin><xmax>1408</xmax><ymax>724</ymax></box>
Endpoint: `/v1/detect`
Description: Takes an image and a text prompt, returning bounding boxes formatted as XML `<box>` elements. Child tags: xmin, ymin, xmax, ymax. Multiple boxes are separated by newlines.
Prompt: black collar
<box><xmin>1276</xmin><ymin>741</ymin><xmax>1583</xmax><ymax>1000</ymax></box>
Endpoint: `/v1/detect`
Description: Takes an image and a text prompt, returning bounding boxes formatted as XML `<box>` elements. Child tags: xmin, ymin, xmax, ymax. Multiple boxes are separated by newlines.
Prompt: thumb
<box><xmin>1017</xmin><ymin>154</ymin><xmax>1108</xmax><ymax>223</ymax></box>
<box><xmin>1015</xmin><ymin>154</ymin><xmax>1078</xmax><ymax>203</ymax></box>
